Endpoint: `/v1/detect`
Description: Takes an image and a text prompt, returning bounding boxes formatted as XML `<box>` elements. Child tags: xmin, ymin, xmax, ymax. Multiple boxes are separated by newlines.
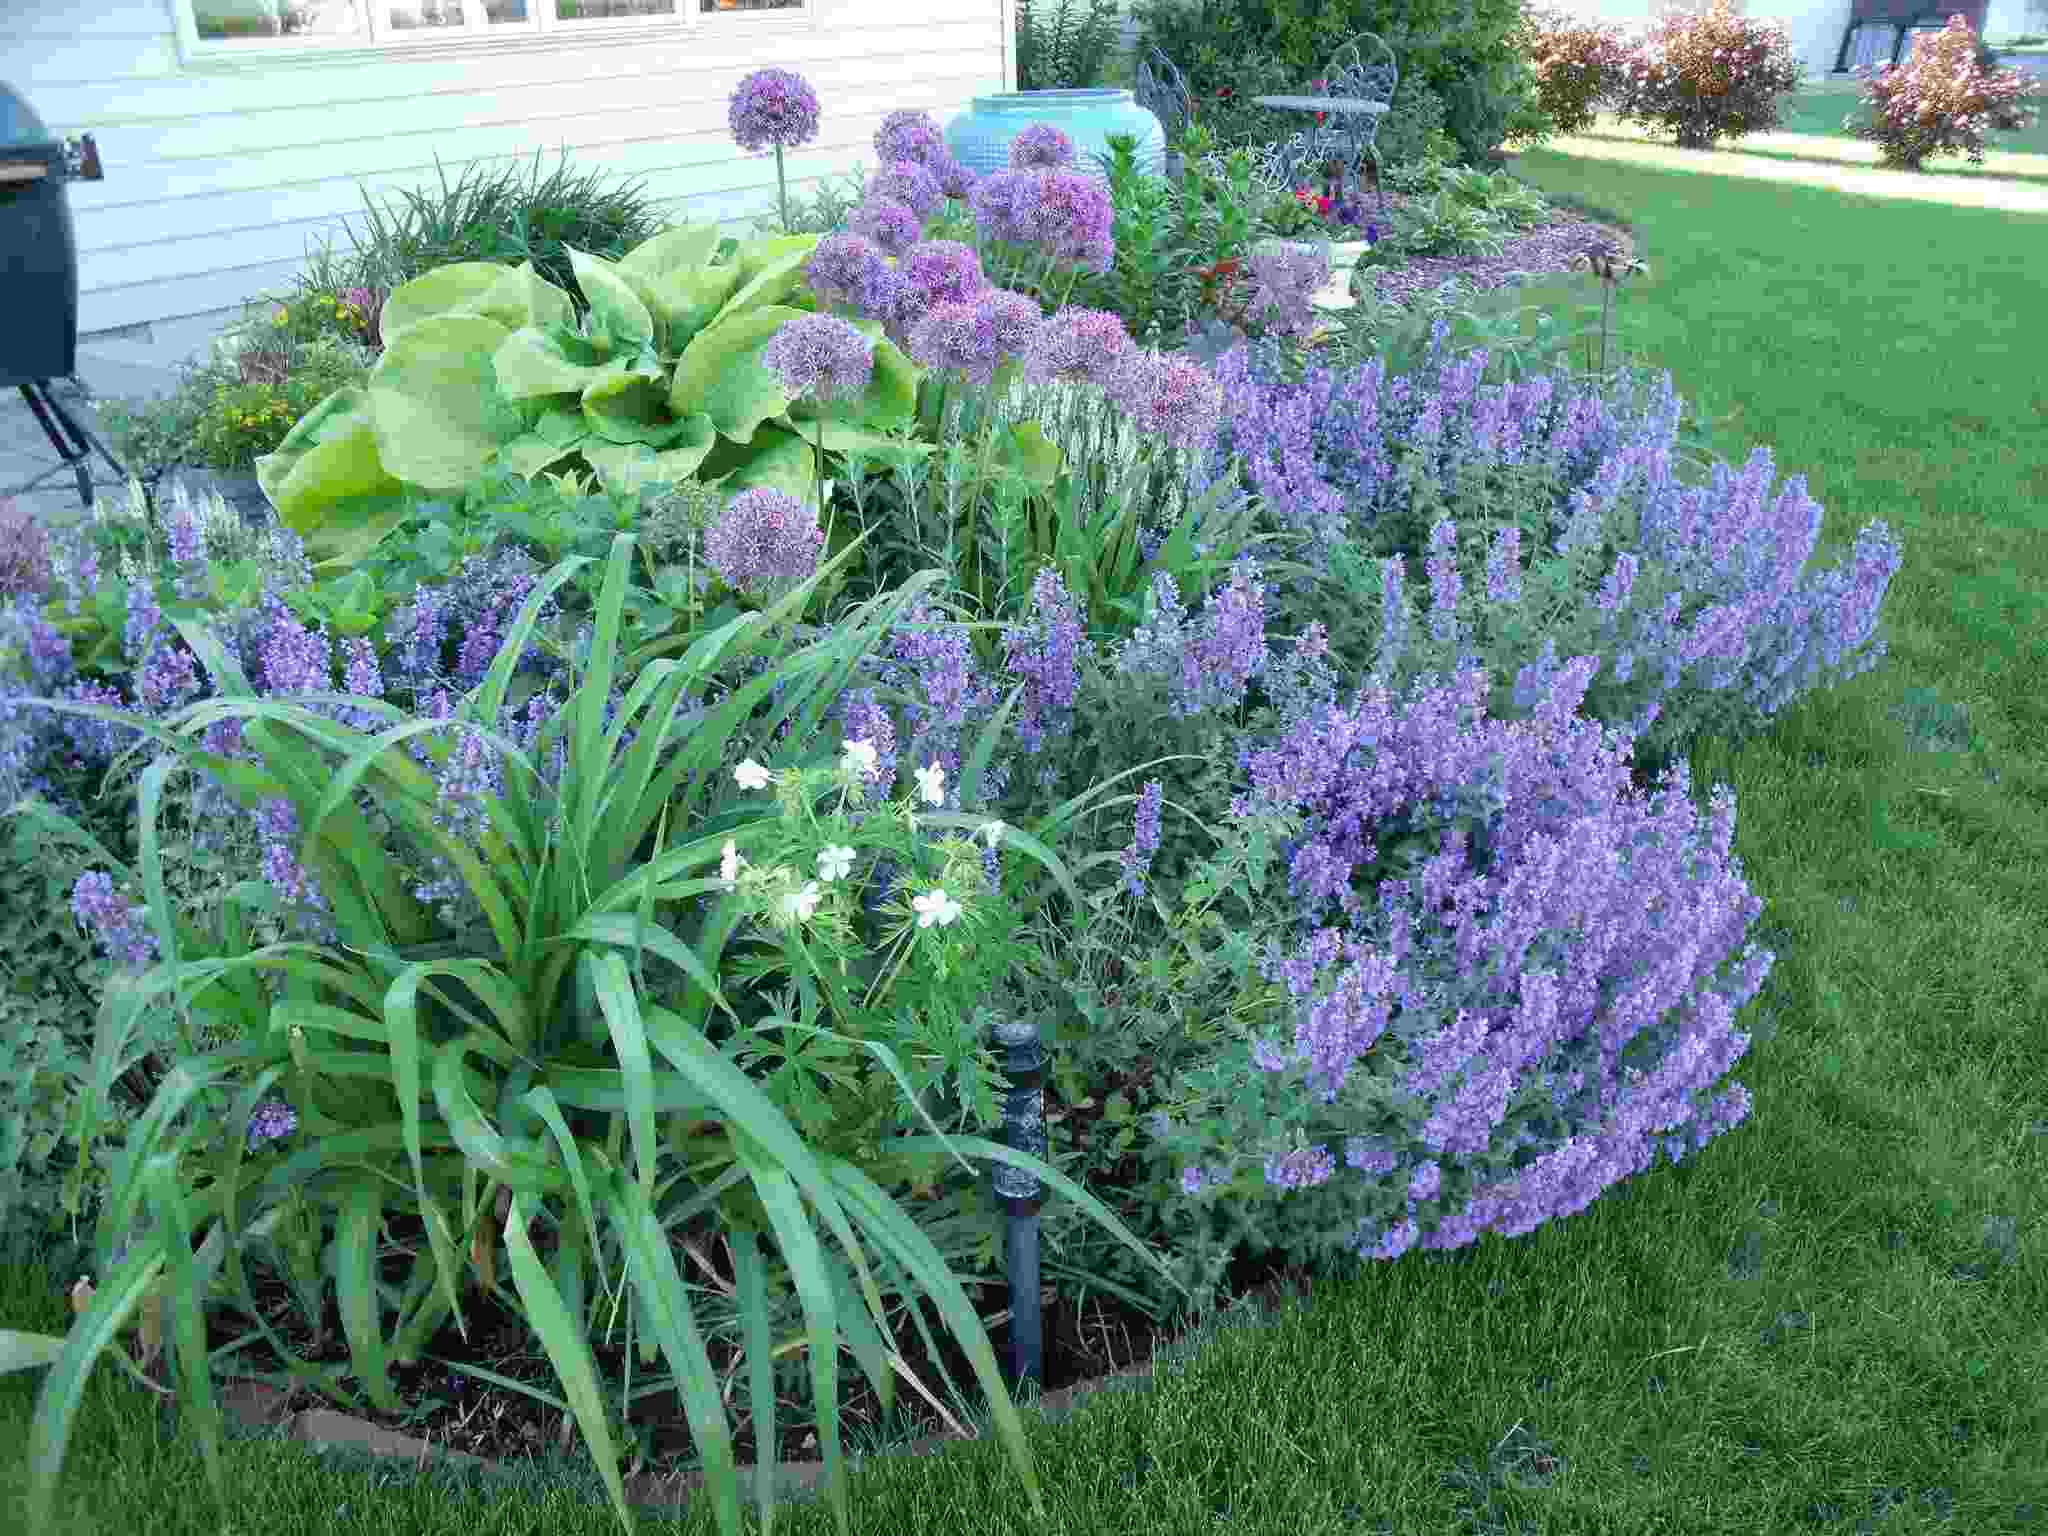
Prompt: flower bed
<box><xmin>0</xmin><ymin>67</ymin><xmax>1907</xmax><ymax>1536</ymax></box>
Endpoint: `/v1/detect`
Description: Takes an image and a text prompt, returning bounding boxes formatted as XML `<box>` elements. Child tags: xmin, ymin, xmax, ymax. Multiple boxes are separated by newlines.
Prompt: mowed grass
<box><xmin>1535</xmin><ymin>76</ymin><xmax>2048</xmax><ymax>188</ymax></box>
<box><xmin>5</xmin><ymin>140</ymin><xmax>2048</xmax><ymax>1536</ymax></box>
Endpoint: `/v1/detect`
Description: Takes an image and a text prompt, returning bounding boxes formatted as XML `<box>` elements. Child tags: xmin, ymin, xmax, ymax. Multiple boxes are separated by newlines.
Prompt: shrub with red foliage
<box><xmin>1842</xmin><ymin>15</ymin><xmax>2043</xmax><ymax>169</ymax></box>
<box><xmin>1513</xmin><ymin>6</ymin><xmax>1636</xmax><ymax>137</ymax></box>
<box><xmin>1608</xmin><ymin>0</ymin><xmax>1807</xmax><ymax>150</ymax></box>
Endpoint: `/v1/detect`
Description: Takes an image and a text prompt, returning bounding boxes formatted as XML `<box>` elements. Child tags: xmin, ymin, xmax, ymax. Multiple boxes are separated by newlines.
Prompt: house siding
<box><xmin>7</xmin><ymin>0</ymin><xmax>1010</xmax><ymax>343</ymax></box>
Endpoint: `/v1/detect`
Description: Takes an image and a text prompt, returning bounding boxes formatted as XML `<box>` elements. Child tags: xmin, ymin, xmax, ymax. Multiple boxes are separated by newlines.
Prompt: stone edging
<box><xmin>207</xmin><ymin>1261</ymin><xmax>1331</xmax><ymax>1521</ymax></box>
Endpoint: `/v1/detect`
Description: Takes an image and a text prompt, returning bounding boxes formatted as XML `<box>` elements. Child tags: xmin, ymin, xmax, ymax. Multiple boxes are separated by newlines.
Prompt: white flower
<box><xmin>719</xmin><ymin>838</ymin><xmax>744</xmax><ymax>890</ymax></box>
<box><xmin>914</xmin><ymin>761</ymin><xmax>946</xmax><ymax>806</ymax></box>
<box><xmin>734</xmin><ymin>758</ymin><xmax>773</xmax><ymax>791</ymax></box>
<box><xmin>912</xmin><ymin>888</ymin><xmax>962</xmax><ymax>929</ymax></box>
<box><xmin>817</xmin><ymin>844</ymin><xmax>856</xmax><ymax>883</ymax></box>
<box><xmin>781</xmin><ymin>880</ymin><xmax>823</xmax><ymax>923</ymax></box>
<box><xmin>842</xmin><ymin>738</ymin><xmax>881</xmax><ymax>780</ymax></box>
<box><xmin>980</xmin><ymin>819</ymin><xmax>1006</xmax><ymax>850</ymax></box>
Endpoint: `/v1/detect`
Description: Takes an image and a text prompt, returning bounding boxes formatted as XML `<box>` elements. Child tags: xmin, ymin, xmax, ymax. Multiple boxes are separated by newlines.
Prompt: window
<box><xmin>1836</xmin><ymin>19</ymin><xmax>1900</xmax><ymax>72</ymax></box>
<box><xmin>180</xmin><ymin>0</ymin><xmax>806</xmax><ymax>57</ymax></box>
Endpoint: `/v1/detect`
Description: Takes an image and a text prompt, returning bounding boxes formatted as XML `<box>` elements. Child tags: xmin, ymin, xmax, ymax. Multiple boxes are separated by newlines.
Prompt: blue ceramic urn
<box><xmin>945</xmin><ymin>88</ymin><xmax>1166</xmax><ymax>183</ymax></box>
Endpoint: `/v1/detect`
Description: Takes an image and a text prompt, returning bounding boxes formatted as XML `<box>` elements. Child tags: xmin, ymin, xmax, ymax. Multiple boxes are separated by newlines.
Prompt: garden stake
<box><xmin>1575</xmin><ymin>245</ymin><xmax>1648</xmax><ymax>381</ymax></box>
<box><xmin>989</xmin><ymin>1012</ymin><xmax>1047</xmax><ymax>1391</ymax></box>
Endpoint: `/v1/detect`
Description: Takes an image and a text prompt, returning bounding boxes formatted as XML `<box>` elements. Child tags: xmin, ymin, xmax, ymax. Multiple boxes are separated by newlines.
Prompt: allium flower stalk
<box><xmin>728</xmin><ymin>67</ymin><xmax>822</xmax><ymax>233</ymax></box>
<box><xmin>1008</xmin><ymin>122</ymin><xmax>1076</xmax><ymax>170</ymax></box>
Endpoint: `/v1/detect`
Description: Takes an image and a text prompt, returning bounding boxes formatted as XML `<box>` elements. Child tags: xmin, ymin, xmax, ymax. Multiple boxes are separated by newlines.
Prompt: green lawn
<box><xmin>1554</xmin><ymin>77</ymin><xmax>2048</xmax><ymax>179</ymax></box>
<box><xmin>7</xmin><ymin>139</ymin><xmax>2048</xmax><ymax>1536</ymax></box>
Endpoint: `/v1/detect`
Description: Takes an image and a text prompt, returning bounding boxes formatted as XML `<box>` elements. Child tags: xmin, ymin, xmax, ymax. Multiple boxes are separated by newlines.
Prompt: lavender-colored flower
<box><xmin>1024</xmin><ymin>170</ymin><xmax>1115</xmax><ymax>272</ymax></box>
<box><xmin>1020</xmin><ymin>306</ymin><xmax>1132</xmax><ymax>391</ymax></box>
<box><xmin>165</xmin><ymin>496</ymin><xmax>204</xmax><ymax>569</ymax></box>
<box><xmin>70</xmin><ymin>871</ymin><xmax>157</xmax><ymax>972</ymax></box>
<box><xmin>123</xmin><ymin>582</ymin><xmax>161</xmax><ymax>666</ymax></box>
<box><xmin>866</xmin><ymin>158</ymin><xmax>944</xmax><ymax>221</ymax></box>
<box><xmin>6</xmin><ymin>599</ymin><xmax>72</xmax><ymax>692</ymax></box>
<box><xmin>934</xmin><ymin>156</ymin><xmax>977</xmax><ymax>200</ymax></box>
<box><xmin>976</xmin><ymin>288</ymin><xmax>1045</xmax><ymax>359</ymax></box>
<box><xmin>875</xmin><ymin>109</ymin><xmax>948</xmax><ymax>167</ymax></box>
<box><xmin>1119</xmin><ymin>778</ymin><xmax>1164</xmax><ymax>897</ymax></box>
<box><xmin>848</xmin><ymin>198</ymin><xmax>922</xmax><ymax>258</ymax></box>
<box><xmin>257</xmin><ymin>593</ymin><xmax>331</xmax><ymax>698</ymax></box>
<box><xmin>1001</xmin><ymin>566</ymin><xmax>1088</xmax><ymax>753</ymax></box>
<box><xmin>1245</xmin><ymin>239</ymin><xmax>1330</xmax><ymax>342</ymax></box>
<box><xmin>887</xmin><ymin>239</ymin><xmax>986</xmax><ymax>346</ymax></box>
<box><xmin>137</xmin><ymin>639</ymin><xmax>201</xmax><ymax>714</ymax></box>
<box><xmin>1009</xmin><ymin>122</ymin><xmax>1076</xmax><ymax>170</ymax></box>
<box><xmin>804</xmin><ymin>233</ymin><xmax>902</xmax><ymax>320</ymax></box>
<box><xmin>761</xmin><ymin>313</ymin><xmax>875</xmax><ymax>404</ymax></box>
<box><xmin>1183</xmin><ymin>555</ymin><xmax>1268</xmax><ymax>712</ymax></box>
<box><xmin>728</xmin><ymin>67</ymin><xmax>822</xmax><ymax>152</ymax></box>
<box><xmin>0</xmin><ymin>498</ymin><xmax>54</xmax><ymax>598</ymax></box>
<box><xmin>60</xmin><ymin>679</ymin><xmax>139</xmax><ymax>763</ymax></box>
<box><xmin>835</xmin><ymin>687</ymin><xmax>898</xmax><ymax>801</ymax></box>
<box><xmin>256</xmin><ymin>795</ymin><xmax>334</xmax><ymax>940</ymax></box>
<box><xmin>246</xmin><ymin>1098</ymin><xmax>298</xmax><ymax>1149</ymax></box>
<box><xmin>908</xmin><ymin>300</ymin><xmax>1000</xmax><ymax>386</ymax></box>
<box><xmin>1112</xmin><ymin>349</ymin><xmax>1224</xmax><ymax>459</ymax></box>
<box><xmin>704</xmin><ymin>488</ymin><xmax>827</xmax><ymax>598</ymax></box>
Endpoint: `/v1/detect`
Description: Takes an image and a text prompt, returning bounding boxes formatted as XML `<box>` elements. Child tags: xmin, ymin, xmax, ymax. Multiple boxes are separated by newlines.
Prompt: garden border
<box><xmin>200</xmin><ymin>1257</ymin><xmax>1335</xmax><ymax>1521</ymax></box>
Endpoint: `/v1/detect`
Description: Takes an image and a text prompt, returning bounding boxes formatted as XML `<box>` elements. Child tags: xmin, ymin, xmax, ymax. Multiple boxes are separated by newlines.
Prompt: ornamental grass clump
<box><xmin>1843</xmin><ymin>14</ymin><xmax>2043</xmax><ymax>169</ymax></box>
<box><xmin>1146</xmin><ymin>654</ymin><xmax>1773</xmax><ymax>1272</ymax></box>
<box><xmin>1207</xmin><ymin>338</ymin><xmax>1904</xmax><ymax>779</ymax></box>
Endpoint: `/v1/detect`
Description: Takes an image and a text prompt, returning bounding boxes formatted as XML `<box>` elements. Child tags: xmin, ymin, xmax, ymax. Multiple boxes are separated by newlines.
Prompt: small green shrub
<box><xmin>1017</xmin><ymin>0</ymin><xmax>1127</xmax><ymax>90</ymax></box>
<box><xmin>184</xmin><ymin>340</ymin><xmax>374</xmax><ymax>473</ymax></box>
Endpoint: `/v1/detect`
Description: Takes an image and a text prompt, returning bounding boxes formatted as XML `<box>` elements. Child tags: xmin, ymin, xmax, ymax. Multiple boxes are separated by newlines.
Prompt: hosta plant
<box><xmin>253</xmin><ymin>227</ymin><xmax>919</xmax><ymax>557</ymax></box>
<box><xmin>1609</xmin><ymin>0</ymin><xmax>1807</xmax><ymax>149</ymax></box>
<box><xmin>3</xmin><ymin>535</ymin><xmax>1186</xmax><ymax>1536</ymax></box>
<box><xmin>1842</xmin><ymin>14</ymin><xmax>2043</xmax><ymax>168</ymax></box>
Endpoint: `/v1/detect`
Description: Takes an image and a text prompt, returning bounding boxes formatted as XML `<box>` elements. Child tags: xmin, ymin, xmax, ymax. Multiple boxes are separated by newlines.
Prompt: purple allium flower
<box><xmin>1020</xmin><ymin>306</ymin><xmax>1133</xmax><ymax>391</ymax></box>
<box><xmin>1245</xmin><ymin>239</ymin><xmax>1331</xmax><ymax>342</ymax></box>
<box><xmin>875</xmin><ymin>109</ymin><xmax>948</xmax><ymax>168</ymax></box>
<box><xmin>972</xmin><ymin>169</ymin><xmax>1115</xmax><ymax>272</ymax></box>
<box><xmin>934</xmin><ymin>156</ymin><xmax>977</xmax><ymax>199</ymax></box>
<box><xmin>848</xmin><ymin>198</ymin><xmax>922</xmax><ymax>257</ymax></box>
<box><xmin>804</xmin><ymin>233</ymin><xmax>902</xmax><ymax>320</ymax></box>
<box><xmin>761</xmin><ymin>313</ymin><xmax>876</xmax><ymax>404</ymax></box>
<box><xmin>1119</xmin><ymin>778</ymin><xmax>1164</xmax><ymax>897</ymax></box>
<box><xmin>887</xmin><ymin>239</ymin><xmax>986</xmax><ymax>347</ymax></box>
<box><xmin>866</xmin><ymin>158</ymin><xmax>944</xmax><ymax>221</ymax></box>
<box><xmin>1002</xmin><ymin>566</ymin><xmax>1089</xmax><ymax>753</ymax></box>
<box><xmin>1009</xmin><ymin>122</ymin><xmax>1076</xmax><ymax>170</ymax></box>
<box><xmin>0</xmin><ymin>498</ymin><xmax>54</xmax><ymax>598</ymax></box>
<box><xmin>908</xmin><ymin>299</ymin><xmax>1000</xmax><ymax>386</ymax></box>
<box><xmin>70</xmin><ymin>871</ymin><xmax>157</xmax><ymax>972</ymax></box>
<box><xmin>1112</xmin><ymin>349</ymin><xmax>1224</xmax><ymax>459</ymax></box>
<box><xmin>728</xmin><ymin>67</ymin><xmax>822</xmax><ymax>152</ymax></box>
<box><xmin>975</xmin><ymin>287</ymin><xmax>1045</xmax><ymax>359</ymax></box>
<box><xmin>246</xmin><ymin>1098</ymin><xmax>298</xmax><ymax>1149</ymax></box>
<box><xmin>704</xmin><ymin>488</ymin><xmax>827</xmax><ymax>598</ymax></box>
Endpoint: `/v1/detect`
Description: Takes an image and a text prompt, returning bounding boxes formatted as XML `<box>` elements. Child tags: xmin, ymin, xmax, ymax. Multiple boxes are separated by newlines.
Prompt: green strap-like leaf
<box><xmin>501</xmin><ymin>1191</ymin><xmax>636</xmax><ymax>1535</ymax></box>
<box><xmin>336</xmin><ymin>1174</ymin><xmax>402</xmax><ymax>1414</ymax></box>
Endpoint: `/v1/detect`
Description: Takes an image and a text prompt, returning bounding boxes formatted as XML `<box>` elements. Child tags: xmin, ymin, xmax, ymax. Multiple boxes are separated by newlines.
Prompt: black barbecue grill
<box><xmin>2</xmin><ymin>80</ymin><xmax>125</xmax><ymax>509</ymax></box>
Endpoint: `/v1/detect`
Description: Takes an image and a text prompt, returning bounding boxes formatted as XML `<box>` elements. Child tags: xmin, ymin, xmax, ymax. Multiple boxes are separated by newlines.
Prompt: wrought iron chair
<box><xmin>1321</xmin><ymin>31</ymin><xmax>1398</xmax><ymax>212</ymax></box>
<box><xmin>1134</xmin><ymin>45</ymin><xmax>1195</xmax><ymax>179</ymax></box>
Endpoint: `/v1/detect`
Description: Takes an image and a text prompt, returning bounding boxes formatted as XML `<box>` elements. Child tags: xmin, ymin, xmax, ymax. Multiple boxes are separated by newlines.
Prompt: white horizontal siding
<box><xmin>6</xmin><ymin>0</ymin><xmax>1009</xmax><ymax>337</ymax></box>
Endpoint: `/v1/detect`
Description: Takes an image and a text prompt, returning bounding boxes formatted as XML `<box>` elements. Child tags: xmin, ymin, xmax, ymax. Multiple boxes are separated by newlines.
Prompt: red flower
<box><xmin>1314</xmin><ymin>111</ymin><xmax>1327</xmax><ymax>126</ymax></box>
<box><xmin>1216</xmin><ymin>87</ymin><xmax>1234</xmax><ymax>100</ymax></box>
<box><xmin>1316</xmin><ymin>194</ymin><xmax>1332</xmax><ymax>216</ymax></box>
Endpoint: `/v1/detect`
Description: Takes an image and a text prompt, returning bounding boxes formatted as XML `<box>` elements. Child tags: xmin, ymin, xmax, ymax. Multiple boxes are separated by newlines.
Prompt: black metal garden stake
<box><xmin>988</xmin><ymin>1012</ymin><xmax>1047</xmax><ymax>1391</ymax></box>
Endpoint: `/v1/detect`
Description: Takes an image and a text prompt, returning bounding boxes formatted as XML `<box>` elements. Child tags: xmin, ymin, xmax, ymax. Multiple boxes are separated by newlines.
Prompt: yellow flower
<box><xmin>273</xmin><ymin>308</ymin><xmax>289</xmax><ymax>326</ymax></box>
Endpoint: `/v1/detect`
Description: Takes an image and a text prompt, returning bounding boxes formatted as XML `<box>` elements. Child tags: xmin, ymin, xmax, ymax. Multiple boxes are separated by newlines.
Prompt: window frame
<box><xmin>173</xmin><ymin>0</ymin><xmax>815</xmax><ymax>69</ymax></box>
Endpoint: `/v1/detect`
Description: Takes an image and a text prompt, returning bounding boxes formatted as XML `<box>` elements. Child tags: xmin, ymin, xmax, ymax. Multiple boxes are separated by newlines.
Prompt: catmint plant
<box><xmin>1145</xmin><ymin>654</ymin><xmax>1773</xmax><ymax>1274</ymax></box>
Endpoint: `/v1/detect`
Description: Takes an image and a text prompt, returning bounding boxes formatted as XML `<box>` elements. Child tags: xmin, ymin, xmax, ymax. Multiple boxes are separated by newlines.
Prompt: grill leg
<box><xmin>19</xmin><ymin>379</ymin><xmax>128</xmax><ymax>511</ymax></box>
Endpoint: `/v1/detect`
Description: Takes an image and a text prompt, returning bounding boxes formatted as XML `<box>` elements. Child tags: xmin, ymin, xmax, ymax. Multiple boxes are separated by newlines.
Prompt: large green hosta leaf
<box><xmin>669</xmin><ymin>305</ymin><xmax>804</xmax><ymax>443</ymax></box>
<box><xmin>579</xmin><ymin>418</ymin><xmax>719</xmax><ymax>498</ymax></box>
<box><xmin>566</xmin><ymin>245</ymin><xmax>655</xmax><ymax>355</ymax></box>
<box><xmin>367</xmin><ymin>313</ymin><xmax>529</xmax><ymax>491</ymax></box>
<box><xmin>379</xmin><ymin>259</ymin><xmax>573</xmax><ymax>343</ymax></box>
<box><xmin>701</xmin><ymin>425</ymin><xmax>816</xmax><ymax>506</ymax></box>
<box><xmin>252</xmin><ymin>384</ymin><xmax>408</xmax><ymax>539</ymax></box>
